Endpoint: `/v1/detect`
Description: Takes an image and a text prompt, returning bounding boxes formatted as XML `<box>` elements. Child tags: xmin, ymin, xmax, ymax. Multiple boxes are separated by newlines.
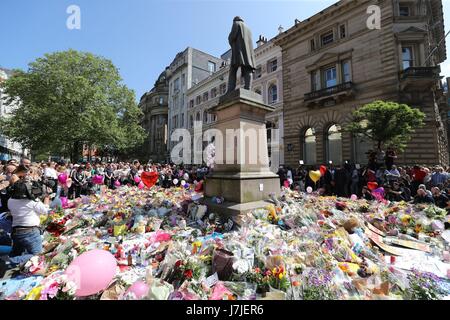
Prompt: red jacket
<box><xmin>412</xmin><ymin>168</ymin><xmax>427</xmax><ymax>182</ymax></box>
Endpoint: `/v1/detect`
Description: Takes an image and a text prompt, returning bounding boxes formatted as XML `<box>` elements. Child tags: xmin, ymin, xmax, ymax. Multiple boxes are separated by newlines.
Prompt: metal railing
<box><xmin>400</xmin><ymin>66</ymin><xmax>441</xmax><ymax>80</ymax></box>
<box><xmin>304</xmin><ymin>81</ymin><xmax>354</xmax><ymax>101</ymax></box>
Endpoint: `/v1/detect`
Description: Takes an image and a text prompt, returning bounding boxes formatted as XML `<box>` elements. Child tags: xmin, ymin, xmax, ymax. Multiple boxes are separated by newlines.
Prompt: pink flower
<box><xmin>40</xmin><ymin>282</ymin><xmax>60</xmax><ymax>300</ymax></box>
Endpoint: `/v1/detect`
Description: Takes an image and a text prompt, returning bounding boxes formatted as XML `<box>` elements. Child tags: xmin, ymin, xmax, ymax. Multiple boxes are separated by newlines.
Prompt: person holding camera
<box><xmin>1</xmin><ymin>165</ymin><xmax>50</xmax><ymax>268</ymax></box>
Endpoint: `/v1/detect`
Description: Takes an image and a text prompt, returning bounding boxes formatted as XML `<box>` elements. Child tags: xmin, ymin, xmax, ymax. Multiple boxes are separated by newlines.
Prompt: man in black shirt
<box><xmin>431</xmin><ymin>187</ymin><xmax>449</xmax><ymax>208</ymax></box>
<box><xmin>414</xmin><ymin>188</ymin><xmax>435</xmax><ymax>204</ymax></box>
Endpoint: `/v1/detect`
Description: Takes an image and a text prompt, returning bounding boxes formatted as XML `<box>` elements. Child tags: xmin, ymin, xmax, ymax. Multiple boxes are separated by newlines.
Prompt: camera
<box><xmin>9</xmin><ymin>179</ymin><xmax>48</xmax><ymax>201</ymax></box>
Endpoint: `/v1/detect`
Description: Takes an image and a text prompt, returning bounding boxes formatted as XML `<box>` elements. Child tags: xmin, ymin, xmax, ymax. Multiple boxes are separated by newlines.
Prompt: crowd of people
<box><xmin>1</xmin><ymin>159</ymin><xmax>210</xmax><ymax>211</ymax></box>
<box><xmin>277</xmin><ymin>149</ymin><xmax>450</xmax><ymax>210</ymax></box>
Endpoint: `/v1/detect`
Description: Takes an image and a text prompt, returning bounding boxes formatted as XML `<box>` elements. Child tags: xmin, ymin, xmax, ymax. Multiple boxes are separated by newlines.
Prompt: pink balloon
<box><xmin>134</xmin><ymin>176</ymin><xmax>141</xmax><ymax>183</ymax></box>
<box><xmin>65</xmin><ymin>249</ymin><xmax>117</xmax><ymax>297</ymax></box>
<box><xmin>114</xmin><ymin>180</ymin><xmax>121</xmax><ymax>187</ymax></box>
<box><xmin>350</xmin><ymin>194</ymin><xmax>358</xmax><ymax>201</ymax></box>
<box><xmin>138</xmin><ymin>181</ymin><xmax>145</xmax><ymax>189</ymax></box>
<box><xmin>58</xmin><ymin>173</ymin><xmax>68</xmax><ymax>185</ymax></box>
<box><xmin>93</xmin><ymin>175</ymin><xmax>104</xmax><ymax>185</ymax></box>
<box><xmin>124</xmin><ymin>281</ymin><xmax>149</xmax><ymax>300</ymax></box>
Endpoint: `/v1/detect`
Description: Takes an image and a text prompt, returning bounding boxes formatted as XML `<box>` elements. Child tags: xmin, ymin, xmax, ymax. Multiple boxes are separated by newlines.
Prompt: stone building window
<box><xmin>399</xmin><ymin>3</ymin><xmax>412</xmax><ymax>16</ymax></box>
<box><xmin>174</xmin><ymin>78</ymin><xmax>180</xmax><ymax>92</ymax></box>
<box><xmin>203</xmin><ymin>111</ymin><xmax>208</xmax><ymax>124</ymax></box>
<box><xmin>268</xmin><ymin>84</ymin><xmax>278</xmax><ymax>104</ymax></box>
<box><xmin>180</xmin><ymin>113</ymin><xmax>184</xmax><ymax>127</ymax></box>
<box><xmin>321</xmin><ymin>30</ymin><xmax>334</xmax><ymax>46</ymax></box>
<box><xmin>189</xmin><ymin>100</ymin><xmax>194</xmax><ymax>108</ymax></box>
<box><xmin>211</xmin><ymin>87</ymin><xmax>217</xmax><ymax>98</ymax></box>
<box><xmin>255</xmin><ymin>66</ymin><xmax>262</xmax><ymax>78</ymax></box>
<box><xmin>303</xmin><ymin>128</ymin><xmax>317</xmax><ymax>165</ymax></box>
<box><xmin>326</xmin><ymin>124</ymin><xmax>343</xmax><ymax>165</ymax></box>
<box><xmin>208</xmin><ymin>61</ymin><xmax>216</xmax><ymax>74</ymax></box>
<box><xmin>339</xmin><ymin>25</ymin><xmax>346</xmax><ymax>39</ymax></box>
<box><xmin>342</xmin><ymin>60</ymin><xmax>351</xmax><ymax>82</ymax></box>
<box><xmin>220</xmin><ymin>83</ymin><xmax>227</xmax><ymax>95</ymax></box>
<box><xmin>203</xmin><ymin>92</ymin><xmax>209</xmax><ymax>102</ymax></box>
<box><xmin>310</xmin><ymin>39</ymin><xmax>316</xmax><ymax>52</ymax></box>
<box><xmin>190</xmin><ymin>115</ymin><xmax>194</xmax><ymax>128</ymax></box>
<box><xmin>268</xmin><ymin>59</ymin><xmax>278</xmax><ymax>73</ymax></box>
<box><xmin>159</xmin><ymin>97</ymin><xmax>164</xmax><ymax>105</ymax></box>
<box><xmin>311</xmin><ymin>70</ymin><xmax>321</xmax><ymax>91</ymax></box>
<box><xmin>196</xmin><ymin>96</ymin><xmax>201</xmax><ymax>105</ymax></box>
<box><xmin>323</xmin><ymin>66</ymin><xmax>337</xmax><ymax>88</ymax></box>
<box><xmin>196</xmin><ymin>112</ymin><xmax>201</xmax><ymax>122</ymax></box>
<box><xmin>402</xmin><ymin>46</ymin><xmax>415</xmax><ymax>69</ymax></box>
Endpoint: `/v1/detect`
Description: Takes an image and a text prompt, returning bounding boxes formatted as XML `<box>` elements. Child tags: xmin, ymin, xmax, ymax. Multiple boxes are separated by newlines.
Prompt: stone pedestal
<box><xmin>204</xmin><ymin>89</ymin><xmax>280</xmax><ymax>216</ymax></box>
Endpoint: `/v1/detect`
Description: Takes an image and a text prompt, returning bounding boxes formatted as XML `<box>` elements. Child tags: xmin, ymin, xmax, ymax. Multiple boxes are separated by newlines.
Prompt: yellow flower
<box><xmin>24</xmin><ymin>286</ymin><xmax>43</xmax><ymax>300</ymax></box>
<box><xmin>400</xmin><ymin>215</ymin><xmax>411</xmax><ymax>224</ymax></box>
<box><xmin>192</xmin><ymin>241</ymin><xmax>202</xmax><ymax>248</ymax></box>
<box><xmin>415</xmin><ymin>224</ymin><xmax>422</xmax><ymax>233</ymax></box>
<box><xmin>278</xmin><ymin>273</ymin><xmax>284</xmax><ymax>280</ymax></box>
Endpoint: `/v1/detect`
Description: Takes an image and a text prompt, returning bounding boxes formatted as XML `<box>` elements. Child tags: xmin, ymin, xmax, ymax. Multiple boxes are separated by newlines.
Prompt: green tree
<box><xmin>0</xmin><ymin>50</ymin><xmax>145</xmax><ymax>162</ymax></box>
<box><xmin>346</xmin><ymin>100</ymin><xmax>426</xmax><ymax>152</ymax></box>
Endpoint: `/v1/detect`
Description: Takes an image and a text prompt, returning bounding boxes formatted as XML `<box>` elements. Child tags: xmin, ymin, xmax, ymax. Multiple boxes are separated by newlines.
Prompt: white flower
<box><xmin>62</xmin><ymin>280</ymin><xmax>77</xmax><ymax>295</ymax></box>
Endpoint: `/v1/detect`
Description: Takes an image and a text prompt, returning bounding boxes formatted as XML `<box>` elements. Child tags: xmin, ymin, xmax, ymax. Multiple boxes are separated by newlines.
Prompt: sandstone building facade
<box><xmin>138</xmin><ymin>69</ymin><xmax>169</xmax><ymax>163</ymax></box>
<box><xmin>274</xmin><ymin>0</ymin><xmax>448</xmax><ymax>167</ymax></box>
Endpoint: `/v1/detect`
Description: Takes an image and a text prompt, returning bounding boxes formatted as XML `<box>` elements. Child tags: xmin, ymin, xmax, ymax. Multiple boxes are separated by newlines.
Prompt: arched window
<box><xmin>190</xmin><ymin>115</ymin><xmax>194</xmax><ymax>128</ymax></box>
<box><xmin>326</xmin><ymin>124</ymin><xmax>342</xmax><ymax>165</ymax></box>
<box><xmin>196</xmin><ymin>112</ymin><xmax>201</xmax><ymax>122</ymax></box>
<box><xmin>203</xmin><ymin>111</ymin><xmax>208</xmax><ymax>123</ymax></box>
<box><xmin>303</xmin><ymin>128</ymin><xmax>317</xmax><ymax>165</ymax></box>
<box><xmin>268</xmin><ymin>84</ymin><xmax>278</xmax><ymax>104</ymax></box>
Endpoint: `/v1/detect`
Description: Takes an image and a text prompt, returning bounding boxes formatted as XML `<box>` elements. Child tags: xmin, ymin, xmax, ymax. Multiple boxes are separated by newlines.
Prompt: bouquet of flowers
<box><xmin>423</xmin><ymin>205</ymin><xmax>447</xmax><ymax>220</ymax></box>
<box><xmin>26</xmin><ymin>273</ymin><xmax>77</xmax><ymax>300</ymax></box>
<box><xmin>301</xmin><ymin>268</ymin><xmax>337</xmax><ymax>300</ymax></box>
<box><xmin>245</xmin><ymin>266</ymin><xmax>290</xmax><ymax>293</ymax></box>
<box><xmin>169</xmin><ymin>258</ymin><xmax>204</xmax><ymax>288</ymax></box>
<box><xmin>405</xmin><ymin>269</ymin><xmax>446</xmax><ymax>300</ymax></box>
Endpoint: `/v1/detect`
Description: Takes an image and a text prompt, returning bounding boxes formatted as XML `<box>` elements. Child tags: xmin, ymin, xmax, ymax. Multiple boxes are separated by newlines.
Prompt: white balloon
<box><xmin>183</xmin><ymin>173</ymin><xmax>189</xmax><ymax>180</ymax></box>
<box><xmin>306</xmin><ymin>187</ymin><xmax>313</xmax><ymax>194</ymax></box>
<box><xmin>173</xmin><ymin>179</ymin><xmax>179</xmax><ymax>185</ymax></box>
<box><xmin>181</xmin><ymin>180</ymin><xmax>186</xmax><ymax>186</ymax></box>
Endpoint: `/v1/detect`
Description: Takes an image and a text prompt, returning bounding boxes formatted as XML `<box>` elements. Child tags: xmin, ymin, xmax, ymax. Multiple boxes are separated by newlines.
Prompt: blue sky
<box><xmin>1</xmin><ymin>0</ymin><xmax>450</xmax><ymax>100</ymax></box>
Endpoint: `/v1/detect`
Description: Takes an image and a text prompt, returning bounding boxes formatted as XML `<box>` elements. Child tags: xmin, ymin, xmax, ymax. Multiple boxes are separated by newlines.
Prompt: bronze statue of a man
<box><xmin>227</xmin><ymin>16</ymin><xmax>256</xmax><ymax>92</ymax></box>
